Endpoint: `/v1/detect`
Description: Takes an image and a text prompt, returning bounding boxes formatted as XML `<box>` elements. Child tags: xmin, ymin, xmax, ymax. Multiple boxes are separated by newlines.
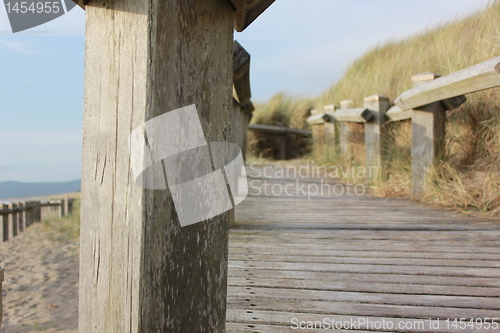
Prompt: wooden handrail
<box><xmin>395</xmin><ymin>56</ymin><xmax>500</xmax><ymax>111</ymax></box>
<box><xmin>248</xmin><ymin>124</ymin><xmax>311</xmax><ymax>136</ymax></box>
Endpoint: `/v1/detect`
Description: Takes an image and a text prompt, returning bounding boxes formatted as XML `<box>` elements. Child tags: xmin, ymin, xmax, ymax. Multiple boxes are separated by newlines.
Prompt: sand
<box><xmin>0</xmin><ymin>222</ymin><xmax>79</xmax><ymax>332</ymax></box>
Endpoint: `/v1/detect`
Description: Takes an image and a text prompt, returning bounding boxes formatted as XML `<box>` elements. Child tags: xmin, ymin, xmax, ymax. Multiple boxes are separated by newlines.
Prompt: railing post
<box><xmin>9</xmin><ymin>203</ymin><xmax>18</xmax><ymax>238</ymax></box>
<box><xmin>339</xmin><ymin>100</ymin><xmax>353</xmax><ymax>158</ymax></box>
<box><xmin>1</xmin><ymin>204</ymin><xmax>8</xmax><ymax>243</ymax></box>
<box><xmin>59</xmin><ymin>199</ymin><xmax>65</xmax><ymax>218</ymax></box>
<box><xmin>33</xmin><ymin>201</ymin><xmax>41</xmax><ymax>222</ymax></box>
<box><xmin>411</xmin><ymin>72</ymin><xmax>446</xmax><ymax>198</ymax></box>
<box><xmin>17</xmin><ymin>202</ymin><xmax>25</xmax><ymax>233</ymax></box>
<box><xmin>278</xmin><ymin>134</ymin><xmax>286</xmax><ymax>160</ymax></box>
<box><xmin>364</xmin><ymin>95</ymin><xmax>390</xmax><ymax>180</ymax></box>
<box><xmin>324</xmin><ymin>105</ymin><xmax>336</xmax><ymax>148</ymax></box>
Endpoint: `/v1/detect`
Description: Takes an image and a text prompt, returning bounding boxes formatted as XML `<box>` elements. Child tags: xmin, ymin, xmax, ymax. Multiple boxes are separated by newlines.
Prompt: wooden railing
<box><xmin>248</xmin><ymin>124</ymin><xmax>312</xmax><ymax>160</ymax></box>
<box><xmin>308</xmin><ymin>56</ymin><xmax>500</xmax><ymax>197</ymax></box>
<box><xmin>0</xmin><ymin>198</ymin><xmax>74</xmax><ymax>244</ymax></box>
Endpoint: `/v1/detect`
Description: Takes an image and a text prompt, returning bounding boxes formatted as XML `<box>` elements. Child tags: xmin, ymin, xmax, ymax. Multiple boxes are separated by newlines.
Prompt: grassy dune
<box><xmin>248</xmin><ymin>2</ymin><xmax>500</xmax><ymax>214</ymax></box>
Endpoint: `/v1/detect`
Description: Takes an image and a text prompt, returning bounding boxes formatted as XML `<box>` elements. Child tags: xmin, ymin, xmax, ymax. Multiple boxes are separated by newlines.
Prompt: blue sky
<box><xmin>0</xmin><ymin>0</ymin><xmax>493</xmax><ymax>182</ymax></box>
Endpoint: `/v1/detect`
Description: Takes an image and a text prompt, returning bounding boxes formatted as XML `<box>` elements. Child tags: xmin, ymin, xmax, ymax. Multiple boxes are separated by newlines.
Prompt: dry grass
<box><xmin>248</xmin><ymin>2</ymin><xmax>500</xmax><ymax>213</ymax></box>
<box><xmin>41</xmin><ymin>193</ymin><xmax>81</xmax><ymax>242</ymax></box>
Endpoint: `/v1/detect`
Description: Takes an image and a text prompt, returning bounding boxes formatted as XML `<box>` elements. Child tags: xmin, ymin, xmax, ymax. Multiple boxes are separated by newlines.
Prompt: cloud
<box><xmin>0</xmin><ymin>39</ymin><xmax>38</xmax><ymax>54</ymax></box>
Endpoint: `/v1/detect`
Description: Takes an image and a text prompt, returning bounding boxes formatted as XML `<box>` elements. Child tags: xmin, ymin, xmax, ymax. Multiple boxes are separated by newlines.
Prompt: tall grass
<box><xmin>249</xmin><ymin>2</ymin><xmax>500</xmax><ymax>213</ymax></box>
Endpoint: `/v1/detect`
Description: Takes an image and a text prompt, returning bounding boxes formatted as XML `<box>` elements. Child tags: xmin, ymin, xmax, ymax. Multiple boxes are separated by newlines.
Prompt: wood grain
<box><xmin>226</xmin><ymin>163</ymin><xmax>500</xmax><ymax>332</ymax></box>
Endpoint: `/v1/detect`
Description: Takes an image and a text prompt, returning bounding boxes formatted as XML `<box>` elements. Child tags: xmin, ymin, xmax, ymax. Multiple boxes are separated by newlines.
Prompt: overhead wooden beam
<box><xmin>73</xmin><ymin>0</ymin><xmax>276</xmax><ymax>33</ymax></box>
<box><xmin>233</xmin><ymin>40</ymin><xmax>251</xmax><ymax>105</ymax></box>
<box><xmin>230</xmin><ymin>0</ymin><xmax>276</xmax><ymax>32</ymax></box>
<box><xmin>395</xmin><ymin>57</ymin><xmax>500</xmax><ymax>111</ymax></box>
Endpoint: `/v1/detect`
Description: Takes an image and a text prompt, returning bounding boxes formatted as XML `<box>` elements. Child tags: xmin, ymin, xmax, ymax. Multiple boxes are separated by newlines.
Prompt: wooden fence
<box><xmin>0</xmin><ymin>198</ymin><xmax>74</xmax><ymax>244</ymax></box>
<box><xmin>307</xmin><ymin>56</ymin><xmax>500</xmax><ymax>197</ymax></box>
<box><xmin>248</xmin><ymin>124</ymin><xmax>312</xmax><ymax>160</ymax></box>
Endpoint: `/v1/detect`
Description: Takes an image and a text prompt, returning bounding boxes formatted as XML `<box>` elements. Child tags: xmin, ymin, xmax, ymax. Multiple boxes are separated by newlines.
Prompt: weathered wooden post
<box><xmin>24</xmin><ymin>201</ymin><xmax>32</xmax><ymax>227</ymax></box>
<box><xmin>339</xmin><ymin>100</ymin><xmax>353</xmax><ymax>157</ymax></box>
<box><xmin>410</xmin><ymin>73</ymin><xmax>446</xmax><ymax>198</ymax></box>
<box><xmin>0</xmin><ymin>204</ymin><xmax>9</xmax><ymax>243</ymax></box>
<box><xmin>8</xmin><ymin>203</ymin><xmax>17</xmax><ymax>238</ymax></box>
<box><xmin>364</xmin><ymin>95</ymin><xmax>390</xmax><ymax>180</ymax></box>
<box><xmin>307</xmin><ymin>108</ymin><xmax>335</xmax><ymax>154</ymax></box>
<box><xmin>324</xmin><ymin>105</ymin><xmax>336</xmax><ymax>148</ymax></box>
<box><xmin>58</xmin><ymin>199</ymin><xmax>65</xmax><ymax>218</ymax></box>
<box><xmin>33</xmin><ymin>201</ymin><xmax>41</xmax><ymax>222</ymax></box>
<box><xmin>75</xmin><ymin>0</ymin><xmax>274</xmax><ymax>331</ymax></box>
<box><xmin>17</xmin><ymin>202</ymin><xmax>24</xmax><ymax>233</ymax></box>
<box><xmin>0</xmin><ymin>266</ymin><xmax>4</xmax><ymax>328</ymax></box>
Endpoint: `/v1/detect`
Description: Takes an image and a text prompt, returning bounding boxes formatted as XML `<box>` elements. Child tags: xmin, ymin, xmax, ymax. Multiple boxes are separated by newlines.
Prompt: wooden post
<box><xmin>67</xmin><ymin>199</ymin><xmax>73</xmax><ymax>215</ymax></box>
<box><xmin>17</xmin><ymin>202</ymin><xmax>24</xmax><ymax>233</ymax></box>
<box><xmin>411</xmin><ymin>72</ymin><xmax>446</xmax><ymax>198</ymax></box>
<box><xmin>339</xmin><ymin>100</ymin><xmax>353</xmax><ymax>157</ymax></box>
<box><xmin>0</xmin><ymin>204</ymin><xmax>8</xmax><ymax>243</ymax></box>
<box><xmin>24</xmin><ymin>202</ymin><xmax>31</xmax><ymax>227</ymax></box>
<box><xmin>364</xmin><ymin>95</ymin><xmax>390</xmax><ymax>180</ymax></box>
<box><xmin>58</xmin><ymin>199</ymin><xmax>65</xmax><ymax>218</ymax></box>
<box><xmin>79</xmin><ymin>1</ymin><xmax>237</xmax><ymax>332</ymax></box>
<box><xmin>0</xmin><ymin>266</ymin><xmax>4</xmax><ymax>328</ymax></box>
<box><xmin>324</xmin><ymin>105</ymin><xmax>336</xmax><ymax>148</ymax></box>
<box><xmin>33</xmin><ymin>201</ymin><xmax>41</xmax><ymax>222</ymax></box>
<box><xmin>9</xmin><ymin>203</ymin><xmax>17</xmax><ymax>238</ymax></box>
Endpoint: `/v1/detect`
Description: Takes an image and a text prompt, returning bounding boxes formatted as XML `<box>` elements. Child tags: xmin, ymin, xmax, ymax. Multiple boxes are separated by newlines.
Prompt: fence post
<box><xmin>339</xmin><ymin>100</ymin><xmax>353</xmax><ymax>158</ymax></box>
<box><xmin>33</xmin><ymin>201</ymin><xmax>41</xmax><ymax>222</ymax></box>
<box><xmin>58</xmin><ymin>199</ymin><xmax>65</xmax><ymax>218</ymax></box>
<box><xmin>1</xmin><ymin>204</ymin><xmax>8</xmax><ymax>243</ymax></box>
<box><xmin>17</xmin><ymin>202</ymin><xmax>25</xmax><ymax>233</ymax></box>
<box><xmin>411</xmin><ymin>72</ymin><xmax>446</xmax><ymax>198</ymax></box>
<box><xmin>9</xmin><ymin>203</ymin><xmax>17</xmax><ymax>238</ymax></box>
<box><xmin>79</xmin><ymin>1</ymin><xmax>235</xmax><ymax>332</ymax></box>
<box><xmin>324</xmin><ymin>105</ymin><xmax>336</xmax><ymax>148</ymax></box>
<box><xmin>364</xmin><ymin>95</ymin><xmax>390</xmax><ymax>180</ymax></box>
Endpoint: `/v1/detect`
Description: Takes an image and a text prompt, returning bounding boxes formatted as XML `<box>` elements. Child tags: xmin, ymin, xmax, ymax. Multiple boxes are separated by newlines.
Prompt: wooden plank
<box><xmin>228</xmin><ymin>285</ymin><xmax>500</xmax><ymax>309</ymax></box>
<box><xmin>79</xmin><ymin>1</ymin><xmax>233</xmax><ymax>332</ymax></box>
<box><xmin>228</xmin><ymin>268</ymin><xmax>500</xmax><ymax>288</ymax></box>
<box><xmin>227</xmin><ymin>297</ymin><xmax>500</xmax><ymax>321</ymax></box>
<box><xmin>333</xmin><ymin>107</ymin><xmax>373</xmax><ymax>123</ymax></box>
<box><xmin>248</xmin><ymin>124</ymin><xmax>311</xmax><ymax>136</ymax></box>
<box><xmin>386</xmin><ymin>105</ymin><xmax>412</xmax><ymax>122</ymax></box>
<box><xmin>227</xmin><ymin>276</ymin><xmax>500</xmax><ymax>297</ymax></box>
<box><xmin>228</xmin><ymin>259</ymin><xmax>500</xmax><ymax>277</ymax></box>
<box><xmin>227</xmin><ymin>309</ymin><xmax>495</xmax><ymax>333</ymax></box>
<box><xmin>395</xmin><ymin>57</ymin><xmax>500</xmax><ymax>110</ymax></box>
<box><xmin>230</xmin><ymin>0</ymin><xmax>276</xmax><ymax>32</ymax></box>
<box><xmin>233</xmin><ymin>41</ymin><xmax>251</xmax><ymax>105</ymax></box>
<box><xmin>228</xmin><ymin>253</ymin><xmax>500</xmax><ymax>268</ymax></box>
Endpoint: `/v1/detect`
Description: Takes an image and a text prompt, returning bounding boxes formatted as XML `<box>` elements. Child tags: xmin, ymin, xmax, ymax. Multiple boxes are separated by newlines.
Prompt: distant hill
<box><xmin>0</xmin><ymin>180</ymin><xmax>81</xmax><ymax>200</ymax></box>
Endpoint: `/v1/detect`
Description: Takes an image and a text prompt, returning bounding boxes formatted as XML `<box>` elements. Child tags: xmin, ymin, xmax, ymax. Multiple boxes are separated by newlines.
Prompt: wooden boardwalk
<box><xmin>226</xmin><ymin>164</ymin><xmax>500</xmax><ymax>332</ymax></box>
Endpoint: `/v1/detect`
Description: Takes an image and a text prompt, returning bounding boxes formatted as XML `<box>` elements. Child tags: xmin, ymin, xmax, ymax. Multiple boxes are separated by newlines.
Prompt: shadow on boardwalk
<box><xmin>226</xmin><ymin>163</ymin><xmax>500</xmax><ymax>332</ymax></box>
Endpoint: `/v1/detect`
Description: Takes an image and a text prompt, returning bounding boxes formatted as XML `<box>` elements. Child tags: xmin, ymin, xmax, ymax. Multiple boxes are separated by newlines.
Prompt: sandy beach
<box><xmin>0</xmin><ymin>220</ymin><xmax>79</xmax><ymax>332</ymax></box>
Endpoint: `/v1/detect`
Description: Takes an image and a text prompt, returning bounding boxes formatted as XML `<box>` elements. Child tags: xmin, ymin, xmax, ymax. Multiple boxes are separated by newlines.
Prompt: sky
<box><xmin>0</xmin><ymin>0</ymin><xmax>494</xmax><ymax>182</ymax></box>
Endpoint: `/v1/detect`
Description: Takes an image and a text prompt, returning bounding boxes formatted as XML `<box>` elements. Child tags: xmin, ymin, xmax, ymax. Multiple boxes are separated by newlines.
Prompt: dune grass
<box><xmin>41</xmin><ymin>193</ymin><xmax>81</xmax><ymax>242</ymax></box>
<box><xmin>248</xmin><ymin>2</ymin><xmax>500</xmax><ymax>214</ymax></box>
